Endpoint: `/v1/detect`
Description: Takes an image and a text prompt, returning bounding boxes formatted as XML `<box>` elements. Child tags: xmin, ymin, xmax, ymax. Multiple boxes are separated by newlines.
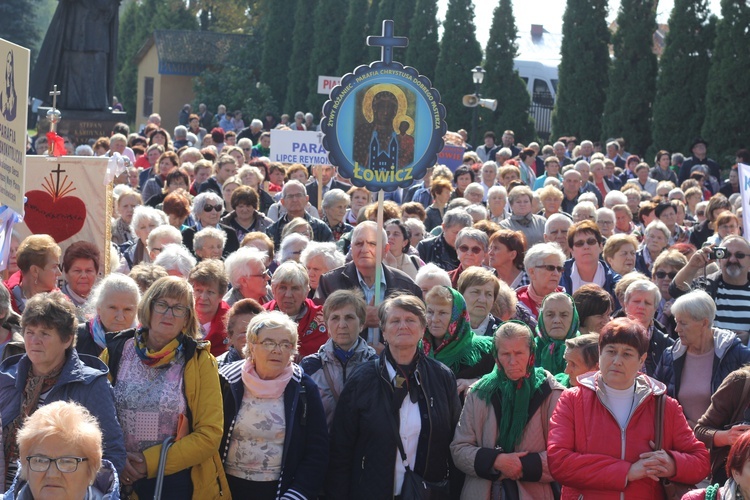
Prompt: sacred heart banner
<box><xmin>17</xmin><ymin>155</ymin><xmax>113</xmax><ymax>273</ymax></box>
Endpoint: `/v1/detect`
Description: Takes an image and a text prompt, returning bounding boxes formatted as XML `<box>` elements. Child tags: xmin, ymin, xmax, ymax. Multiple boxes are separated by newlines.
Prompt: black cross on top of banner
<box><xmin>367</xmin><ymin>20</ymin><xmax>408</xmax><ymax>65</ymax></box>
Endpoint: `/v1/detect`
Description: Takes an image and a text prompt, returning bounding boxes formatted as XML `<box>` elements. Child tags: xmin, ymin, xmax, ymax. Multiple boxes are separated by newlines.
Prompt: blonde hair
<box><xmin>138</xmin><ymin>277</ymin><xmax>200</xmax><ymax>339</ymax></box>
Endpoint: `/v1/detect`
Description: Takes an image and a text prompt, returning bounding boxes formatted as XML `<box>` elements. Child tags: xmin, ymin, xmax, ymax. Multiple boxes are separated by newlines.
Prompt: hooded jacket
<box><xmin>547</xmin><ymin>372</ymin><xmax>709</xmax><ymax>499</ymax></box>
<box><xmin>4</xmin><ymin>459</ymin><xmax>120</xmax><ymax>500</ymax></box>
<box><xmin>653</xmin><ymin>328</ymin><xmax>750</xmax><ymax>399</ymax></box>
<box><xmin>559</xmin><ymin>258</ymin><xmax>622</xmax><ymax>310</ymax></box>
<box><xmin>0</xmin><ymin>351</ymin><xmax>126</xmax><ymax>474</ymax></box>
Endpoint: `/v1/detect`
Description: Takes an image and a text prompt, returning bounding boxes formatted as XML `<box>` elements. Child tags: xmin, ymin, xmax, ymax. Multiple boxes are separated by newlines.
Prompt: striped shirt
<box><xmin>714</xmin><ymin>281</ymin><xmax>750</xmax><ymax>338</ymax></box>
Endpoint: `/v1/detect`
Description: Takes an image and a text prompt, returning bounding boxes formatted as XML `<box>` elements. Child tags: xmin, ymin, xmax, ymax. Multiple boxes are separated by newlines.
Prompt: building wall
<box><xmin>136</xmin><ymin>45</ymin><xmax>159</xmax><ymax>128</ymax></box>
<box><xmin>158</xmin><ymin>74</ymin><xmax>195</xmax><ymax>136</ymax></box>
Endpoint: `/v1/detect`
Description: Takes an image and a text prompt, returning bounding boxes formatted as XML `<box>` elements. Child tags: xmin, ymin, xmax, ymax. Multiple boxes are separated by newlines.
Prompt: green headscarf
<box><xmin>423</xmin><ymin>287</ymin><xmax>494</xmax><ymax>374</ymax></box>
<box><xmin>535</xmin><ymin>293</ymin><xmax>580</xmax><ymax>375</ymax></box>
<box><xmin>472</xmin><ymin>321</ymin><xmax>547</xmax><ymax>453</ymax></box>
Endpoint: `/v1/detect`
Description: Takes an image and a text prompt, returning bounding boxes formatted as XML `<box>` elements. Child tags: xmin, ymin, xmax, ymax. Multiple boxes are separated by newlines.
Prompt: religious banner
<box><xmin>270</xmin><ymin>130</ymin><xmax>330</xmax><ymax>165</ymax></box>
<box><xmin>739</xmin><ymin>162</ymin><xmax>750</xmax><ymax>239</ymax></box>
<box><xmin>322</xmin><ymin>20</ymin><xmax>447</xmax><ymax>192</ymax></box>
<box><xmin>437</xmin><ymin>144</ymin><xmax>465</xmax><ymax>172</ymax></box>
<box><xmin>0</xmin><ymin>38</ymin><xmax>30</xmax><ymax>216</ymax></box>
<box><xmin>16</xmin><ymin>155</ymin><xmax>113</xmax><ymax>273</ymax></box>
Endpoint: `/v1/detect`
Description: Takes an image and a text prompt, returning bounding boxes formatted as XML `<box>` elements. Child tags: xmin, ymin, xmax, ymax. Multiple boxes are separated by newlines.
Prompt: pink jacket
<box><xmin>547</xmin><ymin>372</ymin><xmax>709</xmax><ymax>499</ymax></box>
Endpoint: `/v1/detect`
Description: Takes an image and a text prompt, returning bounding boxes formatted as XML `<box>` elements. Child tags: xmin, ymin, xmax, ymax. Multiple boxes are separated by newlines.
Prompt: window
<box><xmin>143</xmin><ymin>77</ymin><xmax>154</xmax><ymax>117</ymax></box>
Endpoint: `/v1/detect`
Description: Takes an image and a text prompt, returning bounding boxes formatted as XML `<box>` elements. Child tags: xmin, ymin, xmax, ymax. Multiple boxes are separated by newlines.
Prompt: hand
<box><xmin>663</xmin><ymin>300</ymin><xmax>673</xmax><ymax>318</ymax></box>
<box><xmin>122</xmin><ymin>451</ymin><xmax>147</xmax><ymax>484</ymax></box>
<box><xmin>456</xmin><ymin>378</ymin><xmax>477</xmax><ymax>396</ymax></box>
<box><xmin>627</xmin><ymin>458</ymin><xmax>659</xmax><ymax>482</ymax></box>
<box><xmin>716</xmin><ymin>424</ymin><xmax>750</xmax><ymax>447</ymax></box>
<box><xmin>493</xmin><ymin>451</ymin><xmax>528</xmax><ymax>480</ymax></box>
<box><xmin>365</xmin><ymin>298</ymin><xmax>380</xmax><ymax>328</ymax></box>
<box><xmin>639</xmin><ymin>444</ymin><xmax>676</xmax><ymax>479</ymax></box>
<box><xmin>688</xmin><ymin>245</ymin><xmax>714</xmax><ymax>270</ymax></box>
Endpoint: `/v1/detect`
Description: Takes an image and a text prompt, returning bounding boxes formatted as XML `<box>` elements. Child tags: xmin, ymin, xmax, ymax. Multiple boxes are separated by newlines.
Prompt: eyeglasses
<box><xmin>248</xmin><ymin>269</ymin><xmax>270</xmax><ymax>278</ymax></box>
<box><xmin>283</xmin><ymin>193</ymin><xmax>306</xmax><ymax>200</ymax></box>
<box><xmin>255</xmin><ymin>340</ymin><xmax>295</xmax><ymax>352</ymax></box>
<box><xmin>153</xmin><ymin>300</ymin><xmax>190</xmax><ymax>318</ymax></box>
<box><xmin>654</xmin><ymin>271</ymin><xmax>677</xmax><ymax>280</ymax></box>
<box><xmin>458</xmin><ymin>245</ymin><xmax>484</xmax><ymax>254</ymax></box>
<box><xmin>573</xmin><ymin>237</ymin><xmax>599</xmax><ymax>248</ymax></box>
<box><xmin>535</xmin><ymin>264</ymin><xmax>564</xmax><ymax>273</ymax></box>
<box><xmin>696</xmin><ymin>211</ymin><xmax>705</xmax><ymax>216</ymax></box>
<box><xmin>203</xmin><ymin>204</ymin><xmax>223</xmax><ymax>212</ymax></box>
<box><xmin>26</xmin><ymin>455</ymin><xmax>88</xmax><ymax>473</ymax></box>
<box><xmin>725</xmin><ymin>251</ymin><xmax>749</xmax><ymax>260</ymax></box>
<box><xmin>242</xmin><ymin>148</ymin><xmax>252</xmax><ymax>151</ymax></box>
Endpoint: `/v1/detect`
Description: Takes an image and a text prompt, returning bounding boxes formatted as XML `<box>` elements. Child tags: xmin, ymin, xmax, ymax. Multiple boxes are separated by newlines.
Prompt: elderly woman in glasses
<box><xmin>219</xmin><ymin>310</ymin><xmax>329</xmax><ymax>499</ymax></box>
<box><xmin>4</xmin><ymin>235</ymin><xmax>62</xmax><ymax>314</ymax></box>
<box><xmin>263</xmin><ymin>261</ymin><xmax>327</xmax><ymax>358</ymax></box>
<box><xmin>447</xmin><ymin>228</ymin><xmax>491</xmax><ymax>288</ymax></box>
<box><xmin>5</xmin><ymin>401</ymin><xmax>119</xmax><ymax>499</ymax></box>
<box><xmin>651</xmin><ymin>250</ymin><xmax>688</xmax><ymax>334</ymax></box>
<box><xmin>516</xmin><ymin>242</ymin><xmax>566</xmax><ymax>319</ymax></box>
<box><xmin>181</xmin><ymin>192</ymin><xmax>240</xmax><ymax>258</ymax></box>
<box><xmin>101</xmin><ymin>277</ymin><xmax>228</xmax><ymax>498</ymax></box>
<box><xmin>193</xmin><ymin>227</ymin><xmax>227</xmax><ymax>261</ymax></box>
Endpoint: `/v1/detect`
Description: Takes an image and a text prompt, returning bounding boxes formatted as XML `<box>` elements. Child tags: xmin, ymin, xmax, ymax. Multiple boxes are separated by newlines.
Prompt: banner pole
<box><xmin>316</xmin><ymin>165</ymin><xmax>323</xmax><ymax>214</ymax></box>
<box><xmin>374</xmin><ymin>189</ymin><xmax>385</xmax><ymax>315</ymax></box>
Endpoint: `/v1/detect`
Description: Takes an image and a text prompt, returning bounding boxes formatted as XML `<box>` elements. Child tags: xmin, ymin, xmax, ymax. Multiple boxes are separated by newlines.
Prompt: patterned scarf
<box><xmin>511</xmin><ymin>213</ymin><xmax>534</xmax><ymax>227</ymax></box>
<box><xmin>535</xmin><ymin>293</ymin><xmax>580</xmax><ymax>375</ymax></box>
<box><xmin>4</xmin><ymin>357</ymin><xmax>65</xmax><ymax>471</ymax></box>
<box><xmin>384</xmin><ymin>346</ymin><xmax>420</xmax><ymax>409</ymax></box>
<box><xmin>134</xmin><ymin>329</ymin><xmax>184</xmax><ymax>368</ymax></box>
<box><xmin>472</xmin><ymin>321</ymin><xmax>546</xmax><ymax>453</ymax></box>
<box><xmin>324</xmin><ymin>217</ymin><xmax>348</xmax><ymax>241</ymax></box>
<box><xmin>423</xmin><ymin>287</ymin><xmax>494</xmax><ymax>374</ymax></box>
<box><xmin>90</xmin><ymin>316</ymin><xmax>107</xmax><ymax>350</ymax></box>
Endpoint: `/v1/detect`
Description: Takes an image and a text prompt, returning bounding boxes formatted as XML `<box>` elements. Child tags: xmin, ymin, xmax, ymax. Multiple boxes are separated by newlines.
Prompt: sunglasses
<box><xmin>535</xmin><ymin>264</ymin><xmax>564</xmax><ymax>273</ymax></box>
<box><xmin>725</xmin><ymin>251</ymin><xmax>749</xmax><ymax>260</ymax></box>
<box><xmin>203</xmin><ymin>204</ymin><xmax>223</xmax><ymax>212</ymax></box>
<box><xmin>573</xmin><ymin>237</ymin><xmax>599</xmax><ymax>248</ymax></box>
<box><xmin>458</xmin><ymin>245</ymin><xmax>483</xmax><ymax>254</ymax></box>
<box><xmin>654</xmin><ymin>271</ymin><xmax>677</xmax><ymax>280</ymax></box>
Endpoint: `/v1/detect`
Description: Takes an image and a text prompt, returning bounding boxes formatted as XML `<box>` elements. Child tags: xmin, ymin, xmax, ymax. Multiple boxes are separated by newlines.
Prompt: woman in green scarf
<box><xmin>423</xmin><ymin>286</ymin><xmax>495</xmax><ymax>396</ymax></box>
<box><xmin>450</xmin><ymin>321</ymin><xmax>564</xmax><ymax>499</ymax></box>
<box><xmin>536</xmin><ymin>292</ymin><xmax>580</xmax><ymax>376</ymax></box>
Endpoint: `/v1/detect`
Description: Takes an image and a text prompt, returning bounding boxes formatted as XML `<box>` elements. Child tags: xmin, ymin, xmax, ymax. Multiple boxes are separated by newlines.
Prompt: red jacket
<box><xmin>203</xmin><ymin>300</ymin><xmax>230</xmax><ymax>357</ymax></box>
<box><xmin>547</xmin><ymin>372</ymin><xmax>710</xmax><ymax>499</ymax></box>
<box><xmin>264</xmin><ymin>298</ymin><xmax>327</xmax><ymax>359</ymax></box>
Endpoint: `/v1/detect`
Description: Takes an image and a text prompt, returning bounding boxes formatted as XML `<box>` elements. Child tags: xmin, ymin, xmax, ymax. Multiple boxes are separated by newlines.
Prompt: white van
<box><xmin>513</xmin><ymin>60</ymin><xmax>559</xmax><ymax>138</ymax></box>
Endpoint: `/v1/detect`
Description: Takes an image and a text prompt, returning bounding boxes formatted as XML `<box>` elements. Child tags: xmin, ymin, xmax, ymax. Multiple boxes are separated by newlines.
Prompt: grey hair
<box><xmin>507</xmin><ymin>185</ymin><xmax>533</xmax><ymax>206</ymax></box>
<box><xmin>239</xmin><ymin>165</ymin><xmax>264</xmax><ymax>182</ymax></box>
<box><xmin>192</xmin><ymin>192</ymin><xmax>224</xmax><ymax>217</ymax></box>
<box><xmin>668</xmin><ymin>188</ymin><xmax>684</xmax><ymax>200</ymax></box>
<box><xmin>130</xmin><ymin>205</ymin><xmax>166</xmax><ymax>236</ymax></box>
<box><xmin>224</xmin><ymin>246</ymin><xmax>267</xmax><ymax>286</ymax></box>
<box><xmin>245</xmin><ymin>310</ymin><xmax>299</xmax><ymax>357</ymax></box>
<box><xmin>75</xmin><ymin>145</ymin><xmax>94</xmax><ymax>156</ymax></box>
<box><xmin>524</xmin><ymin>242</ymin><xmax>566</xmax><ymax>269</ymax></box>
<box><xmin>497</xmin><ymin>147</ymin><xmax>512</xmax><ymax>157</ymax></box>
<box><xmin>300</xmin><ymin>241</ymin><xmax>344</xmax><ymax>270</ymax></box>
<box><xmin>572</xmin><ymin>201</ymin><xmax>597</xmax><ymax>221</ymax></box>
<box><xmin>281</xmin><ymin>179</ymin><xmax>307</xmax><ymax>198</ymax></box>
<box><xmin>482</xmin><ymin>161</ymin><xmax>498</xmax><ymax>172</ymax></box>
<box><xmin>624</xmin><ymin>279</ymin><xmax>662</xmax><ymax>306</ymax></box>
<box><xmin>545</xmin><ymin>213</ymin><xmax>572</xmax><ymax>234</ymax></box>
<box><xmin>146</xmin><ymin>225</ymin><xmax>182</xmax><ymax>253</ymax></box>
<box><xmin>578</xmin><ymin>192</ymin><xmax>598</xmax><ymax>206</ymax></box>
<box><xmin>466</xmin><ymin>204</ymin><xmax>488</xmax><ymax>222</ymax></box>
<box><xmin>0</xmin><ymin>282</ymin><xmax>10</xmax><ymax>320</ymax></box>
<box><xmin>174</xmin><ymin>125</ymin><xmax>187</xmax><ymax>138</ymax></box>
<box><xmin>251</xmin><ymin>119</ymin><xmax>263</xmax><ymax>129</ymax></box>
<box><xmin>352</xmin><ymin>220</ymin><xmax>387</xmax><ymax>244</ymax></box>
<box><xmin>604</xmin><ymin>191</ymin><xmax>628</xmax><ymax>208</ymax></box>
<box><xmin>574</xmin><ymin>160</ymin><xmax>590</xmax><ymax>172</ymax></box>
<box><xmin>271</xmin><ymin>260</ymin><xmax>310</xmax><ymax>288</ymax></box>
<box><xmin>644</xmin><ymin>220</ymin><xmax>670</xmax><ymax>241</ymax></box>
<box><xmin>487</xmin><ymin>185</ymin><xmax>507</xmax><ymax>199</ymax></box>
<box><xmin>278</xmin><ymin>233</ymin><xmax>309</xmax><ymax>263</ymax></box>
<box><xmin>596</xmin><ymin>207</ymin><xmax>615</xmax><ymax>222</ymax></box>
<box><xmin>415</xmin><ymin>263</ymin><xmax>451</xmax><ymax>288</ymax></box>
<box><xmin>456</xmin><ymin>227</ymin><xmax>489</xmax><ymax>251</ymax></box>
<box><xmin>305</xmin><ymin>112</ymin><xmax>314</xmax><ymax>120</ymax></box>
<box><xmin>294</xmin><ymin>111</ymin><xmax>305</xmax><ymax>119</ymax></box>
<box><xmin>403</xmin><ymin>218</ymin><xmax>426</xmax><ymax>236</ymax></box>
<box><xmin>152</xmin><ymin>243</ymin><xmax>197</xmax><ymax>278</ymax></box>
<box><xmin>442</xmin><ymin>208</ymin><xmax>473</xmax><ymax>229</ymax></box>
<box><xmin>672</xmin><ymin>152</ymin><xmax>685</xmax><ymax>165</ymax></box>
<box><xmin>464</xmin><ymin>182</ymin><xmax>485</xmax><ymax>198</ymax></box>
<box><xmin>84</xmin><ymin>273</ymin><xmax>141</xmax><ymax>320</ymax></box>
<box><xmin>322</xmin><ymin>188</ymin><xmax>351</xmax><ymax>211</ymax></box>
<box><xmin>671</xmin><ymin>290</ymin><xmax>715</xmax><ymax>328</ymax></box>
<box><xmin>194</xmin><ymin>227</ymin><xmax>227</xmax><ymax>252</ymax></box>
<box><xmin>544</xmin><ymin>177</ymin><xmax>562</xmax><ymax>189</ymax></box>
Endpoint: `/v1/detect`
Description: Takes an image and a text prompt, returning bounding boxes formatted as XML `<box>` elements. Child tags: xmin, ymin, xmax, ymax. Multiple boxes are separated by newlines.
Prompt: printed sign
<box><xmin>269</xmin><ymin>130</ymin><xmax>330</xmax><ymax>165</ymax></box>
<box><xmin>739</xmin><ymin>163</ymin><xmax>750</xmax><ymax>239</ymax></box>
<box><xmin>0</xmin><ymin>38</ymin><xmax>30</xmax><ymax>215</ymax></box>
<box><xmin>437</xmin><ymin>144</ymin><xmax>465</xmax><ymax>171</ymax></box>
<box><xmin>322</xmin><ymin>21</ymin><xmax>446</xmax><ymax>192</ymax></box>
<box><xmin>317</xmin><ymin>75</ymin><xmax>342</xmax><ymax>95</ymax></box>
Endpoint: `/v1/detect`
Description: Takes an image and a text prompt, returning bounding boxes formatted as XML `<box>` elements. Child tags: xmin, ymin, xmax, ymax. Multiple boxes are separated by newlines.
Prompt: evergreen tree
<box><xmin>306</xmin><ymin>0</ymin><xmax>348</xmax><ymax>113</ymax></box>
<box><xmin>433</xmin><ymin>0</ymin><xmax>482</xmax><ymax>132</ymax></box>
<box><xmin>701</xmin><ymin>0</ymin><xmax>750</xmax><ymax>162</ymax></box>
<box><xmin>260</xmin><ymin>0</ymin><xmax>298</xmax><ymax>110</ymax></box>
<box><xmin>338</xmin><ymin>0</ymin><xmax>370</xmax><ymax>74</ymax></box>
<box><xmin>369</xmin><ymin>0</ymin><xmax>396</xmax><ymax>60</ymax></box>
<box><xmin>0</xmin><ymin>0</ymin><xmax>41</xmax><ymax>61</ymax></box>
<box><xmin>405</xmin><ymin>0</ymin><xmax>440</xmax><ymax>81</ymax></box>
<box><xmin>651</xmin><ymin>0</ymin><xmax>714</xmax><ymax>154</ymax></box>
<box><xmin>393</xmin><ymin>0</ymin><xmax>416</xmax><ymax>42</ymax></box>
<box><xmin>602</xmin><ymin>0</ymin><xmax>658</xmax><ymax>156</ymax></box>
<box><xmin>286</xmin><ymin>0</ymin><xmax>319</xmax><ymax>114</ymax></box>
<box><xmin>482</xmin><ymin>0</ymin><xmax>535</xmax><ymax>144</ymax></box>
<box><xmin>552</xmin><ymin>0</ymin><xmax>610</xmax><ymax>142</ymax></box>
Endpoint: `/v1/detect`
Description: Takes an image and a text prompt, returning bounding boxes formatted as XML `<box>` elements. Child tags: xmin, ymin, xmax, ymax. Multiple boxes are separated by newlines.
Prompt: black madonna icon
<box><xmin>322</xmin><ymin>20</ymin><xmax>447</xmax><ymax>192</ymax></box>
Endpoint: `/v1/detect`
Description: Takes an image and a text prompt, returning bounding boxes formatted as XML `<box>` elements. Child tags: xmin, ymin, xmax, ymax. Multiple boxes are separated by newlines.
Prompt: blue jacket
<box><xmin>559</xmin><ymin>258</ymin><xmax>622</xmax><ymax>310</ymax></box>
<box><xmin>0</xmin><ymin>351</ymin><xmax>126</xmax><ymax>474</ymax></box>
<box><xmin>4</xmin><ymin>459</ymin><xmax>120</xmax><ymax>499</ymax></box>
<box><xmin>654</xmin><ymin>328</ymin><xmax>750</xmax><ymax>399</ymax></box>
<box><xmin>219</xmin><ymin>361</ymin><xmax>329</xmax><ymax>500</ymax></box>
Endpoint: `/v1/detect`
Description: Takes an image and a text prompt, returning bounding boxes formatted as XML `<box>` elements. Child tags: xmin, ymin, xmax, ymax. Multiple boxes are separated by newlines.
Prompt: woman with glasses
<box><xmin>560</xmin><ymin>220</ymin><xmax>622</xmax><ymax>309</ymax></box>
<box><xmin>4</xmin><ymin>235</ymin><xmax>62</xmax><ymax>314</ymax></box>
<box><xmin>384</xmin><ymin>219</ymin><xmax>423</xmax><ymax>280</ymax></box>
<box><xmin>0</xmin><ymin>292</ymin><xmax>126</xmax><ymax>490</ymax></box>
<box><xmin>651</xmin><ymin>250</ymin><xmax>688</xmax><ymax>336</ymax></box>
<box><xmin>516</xmin><ymin>242</ymin><xmax>566</xmax><ymax>319</ymax></box>
<box><xmin>181</xmin><ymin>192</ymin><xmax>240</xmax><ymax>259</ymax></box>
<box><xmin>219</xmin><ymin>310</ymin><xmax>329</xmax><ymax>499</ymax></box>
<box><xmin>101</xmin><ymin>276</ymin><xmax>228</xmax><ymax>498</ymax></box>
<box><xmin>5</xmin><ymin>401</ymin><xmax>119</xmax><ymax>499</ymax></box>
<box><xmin>448</xmin><ymin>228</ymin><xmax>491</xmax><ymax>288</ymax></box>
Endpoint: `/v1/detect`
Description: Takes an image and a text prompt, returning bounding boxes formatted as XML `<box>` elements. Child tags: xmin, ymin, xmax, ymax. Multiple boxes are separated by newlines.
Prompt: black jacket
<box><xmin>326</xmin><ymin>354</ymin><xmax>462</xmax><ymax>500</ymax></box>
<box><xmin>266</xmin><ymin>212</ymin><xmax>334</xmax><ymax>250</ymax></box>
<box><xmin>306</xmin><ymin>179</ymin><xmax>351</xmax><ymax>211</ymax></box>
<box><xmin>75</xmin><ymin>321</ymin><xmax>121</xmax><ymax>358</ymax></box>
<box><xmin>417</xmin><ymin>235</ymin><xmax>459</xmax><ymax>272</ymax></box>
<box><xmin>197</xmin><ymin>176</ymin><xmax>223</xmax><ymax>198</ymax></box>
<box><xmin>219</xmin><ymin>361</ymin><xmax>329</xmax><ymax>499</ymax></box>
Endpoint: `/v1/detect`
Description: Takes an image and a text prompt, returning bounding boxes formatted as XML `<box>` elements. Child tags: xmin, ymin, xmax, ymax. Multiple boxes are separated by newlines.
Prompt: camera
<box><xmin>707</xmin><ymin>247</ymin><xmax>728</xmax><ymax>260</ymax></box>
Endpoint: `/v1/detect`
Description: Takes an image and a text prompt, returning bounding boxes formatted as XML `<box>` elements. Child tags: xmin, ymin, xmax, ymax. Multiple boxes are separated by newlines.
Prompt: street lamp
<box><xmin>471</xmin><ymin>66</ymin><xmax>485</xmax><ymax>148</ymax></box>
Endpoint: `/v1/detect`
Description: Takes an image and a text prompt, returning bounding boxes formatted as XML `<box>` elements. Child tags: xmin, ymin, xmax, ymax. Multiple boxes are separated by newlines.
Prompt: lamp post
<box><xmin>471</xmin><ymin>66</ymin><xmax>485</xmax><ymax>148</ymax></box>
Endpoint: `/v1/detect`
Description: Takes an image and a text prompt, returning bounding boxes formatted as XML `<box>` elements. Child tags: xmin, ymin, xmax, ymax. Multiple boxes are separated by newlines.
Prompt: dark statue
<box><xmin>30</xmin><ymin>0</ymin><xmax>120</xmax><ymax>111</ymax></box>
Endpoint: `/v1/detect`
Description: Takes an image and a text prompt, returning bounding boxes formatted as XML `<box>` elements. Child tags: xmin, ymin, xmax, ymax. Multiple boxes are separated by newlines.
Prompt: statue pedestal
<box><xmin>36</xmin><ymin>108</ymin><xmax>128</xmax><ymax>147</ymax></box>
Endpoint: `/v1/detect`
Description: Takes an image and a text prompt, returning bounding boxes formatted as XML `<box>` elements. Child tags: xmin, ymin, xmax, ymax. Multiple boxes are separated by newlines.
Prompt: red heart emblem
<box><xmin>24</xmin><ymin>190</ymin><xmax>87</xmax><ymax>243</ymax></box>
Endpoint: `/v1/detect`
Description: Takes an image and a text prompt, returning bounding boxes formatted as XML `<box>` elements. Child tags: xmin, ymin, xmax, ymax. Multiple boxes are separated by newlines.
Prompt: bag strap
<box><xmin>378</xmin><ymin>374</ymin><xmax>412</xmax><ymax>470</ymax></box>
<box><xmin>321</xmin><ymin>363</ymin><xmax>341</xmax><ymax>403</ymax></box>
<box><xmin>654</xmin><ymin>394</ymin><xmax>666</xmax><ymax>450</ymax></box>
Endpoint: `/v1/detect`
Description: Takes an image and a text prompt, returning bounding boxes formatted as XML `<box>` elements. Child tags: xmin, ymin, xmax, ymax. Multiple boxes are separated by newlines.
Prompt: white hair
<box><xmin>415</xmin><ymin>263</ymin><xmax>451</xmax><ymax>288</ymax></box>
<box><xmin>130</xmin><ymin>205</ymin><xmax>166</xmax><ymax>235</ymax></box>
<box><xmin>672</xmin><ymin>290</ymin><xmax>715</xmax><ymax>327</ymax></box>
<box><xmin>604</xmin><ymin>190</ymin><xmax>628</xmax><ymax>208</ymax></box>
<box><xmin>194</xmin><ymin>227</ymin><xmax>227</xmax><ymax>252</ymax></box>
<box><xmin>224</xmin><ymin>246</ymin><xmax>267</xmax><ymax>287</ymax></box>
<box><xmin>465</xmin><ymin>204</ymin><xmax>488</xmax><ymax>222</ymax></box>
<box><xmin>278</xmin><ymin>233</ymin><xmax>309</xmax><ymax>263</ymax></box>
<box><xmin>624</xmin><ymin>279</ymin><xmax>661</xmax><ymax>306</ymax></box>
<box><xmin>300</xmin><ymin>241</ymin><xmax>344</xmax><ymax>271</ymax></box>
<box><xmin>271</xmin><ymin>260</ymin><xmax>310</xmax><ymax>288</ymax></box>
<box><xmin>322</xmin><ymin>188</ymin><xmax>351</xmax><ymax>211</ymax></box>
<box><xmin>146</xmin><ymin>225</ymin><xmax>182</xmax><ymax>253</ymax></box>
<box><xmin>578</xmin><ymin>192</ymin><xmax>598</xmax><ymax>207</ymax></box>
<box><xmin>487</xmin><ymin>185</ymin><xmax>507</xmax><ymax>199</ymax></box>
<box><xmin>524</xmin><ymin>242</ymin><xmax>566</xmax><ymax>269</ymax></box>
<box><xmin>84</xmin><ymin>273</ymin><xmax>141</xmax><ymax>321</ymax></box>
<box><xmin>595</xmin><ymin>207</ymin><xmax>615</xmax><ymax>222</ymax></box>
<box><xmin>153</xmin><ymin>243</ymin><xmax>197</xmax><ymax>278</ymax></box>
<box><xmin>572</xmin><ymin>201</ymin><xmax>597</xmax><ymax>222</ymax></box>
<box><xmin>545</xmin><ymin>213</ymin><xmax>572</xmax><ymax>234</ymax></box>
<box><xmin>192</xmin><ymin>192</ymin><xmax>224</xmax><ymax>216</ymax></box>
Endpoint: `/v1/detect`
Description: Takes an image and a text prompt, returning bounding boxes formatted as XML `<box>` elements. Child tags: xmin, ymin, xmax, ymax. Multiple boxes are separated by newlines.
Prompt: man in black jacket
<box><xmin>678</xmin><ymin>138</ymin><xmax>721</xmax><ymax>184</ymax></box>
<box><xmin>266</xmin><ymin>180</ymin><xmax>333</xmax><ymax>249</ymax></box>
<box><xmin>416</xmin><ymin>209</ymin><xmax>473</xmax><ymax>272</ymax></box>
<box><xmin>306</xmin><ymin>164</ymin><xmax>350</xmax><ymax>211</ymax></box>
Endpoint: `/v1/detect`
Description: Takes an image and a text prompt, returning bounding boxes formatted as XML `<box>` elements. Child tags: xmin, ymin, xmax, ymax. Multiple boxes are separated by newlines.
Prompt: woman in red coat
<box><xmin>547</xmin><ymin>317</ymin><xmax>709</xmax><ymax>499</ymax></box>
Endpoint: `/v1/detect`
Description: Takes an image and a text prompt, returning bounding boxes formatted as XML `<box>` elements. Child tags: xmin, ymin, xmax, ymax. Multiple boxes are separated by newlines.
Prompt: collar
<box><xmin>356</xmin><ymin>265</ymin><xmax>387</xmax><ymax>289</ymax></box>
<box><xmin>473</xmin><ymin>314</ymin><xmax>492</xmax><ymax>335</ymax></box>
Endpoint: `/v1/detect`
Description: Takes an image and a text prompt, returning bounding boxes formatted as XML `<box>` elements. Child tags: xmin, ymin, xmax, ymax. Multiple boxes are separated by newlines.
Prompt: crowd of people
<box><xmin>3</xmin><ymin>108</ymin><xmax>750</xmax><ymax>499</ymax></box>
